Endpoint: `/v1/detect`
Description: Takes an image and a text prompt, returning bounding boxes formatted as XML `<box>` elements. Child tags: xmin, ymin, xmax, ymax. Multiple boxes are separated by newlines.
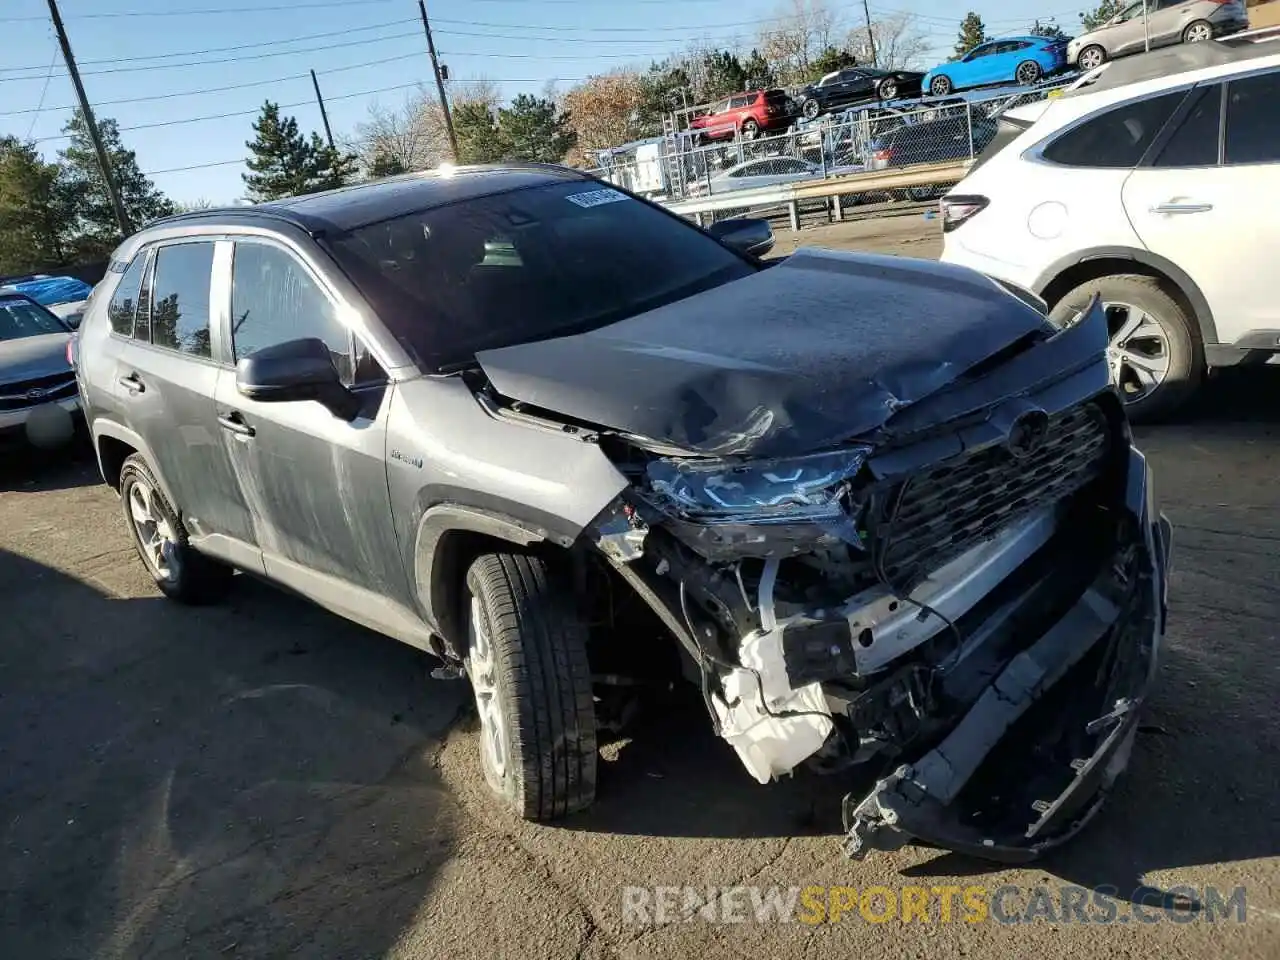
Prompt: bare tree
<box><xmin>847</xmin><ymin>14</ymin><xmax>932</xmax><ymax>70</ymax></box>
<box><xmin>352</xmin><ymin>88</ymin><xmax>447</xmax><ymax>176</ymax></box>
<box><xmin>757</xmin><ymin>0</ymin><xmax>843</xmax><ymax>84</ymax></box>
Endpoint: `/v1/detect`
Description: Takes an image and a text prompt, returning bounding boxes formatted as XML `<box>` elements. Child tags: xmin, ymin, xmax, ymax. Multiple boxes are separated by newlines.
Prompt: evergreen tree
<box><xmin>807</xmin><ymin>46</ymin><xmax>859</xmax><ymax>82</ymax></box>
<box><xmin>58</xmin><ymin>110</ymin><xmax>173</xmax><ymax>251</ymax></box>
<box><xmin>954</xmin><ymin>12</ymin><xmax>988</xmax><ymax>59</ymax></box>
<box><xmin>368</xmin><ymin>150</ymin><xmax>409</xmax><ymax>178</ymax></box>
<box><xmin>453</xmin><ymin>102</ymin><xmax>510</xmax><ymax>164</ymax></box>
<box><xmin>1030</xmin><ymin>18</ymin><xmax>1067</xmax><ymax>39</ymax></box>
<box><xmin>307</xmin><ymin>133</ymin><xmax>359</xmax><ymax>192</ymax></box>
<box><xmin>740</xmin><ymin>49</ymin><xmax>777</xmax><ymax>91</ymax></box>
<box><xmin>1080</xmin><ymin>0</ymin><xmax>1126</xmax><ymax>30</ymax></box>
<box><xmin>0</xmin><ymin>136</ymin><xmax>72</xmax><ymax>273</ymax></box>
<box><xmin>243</xmin><ymin>102</ymin><xmax>316</xmax><ymax>202</ymax></box>
<box><xmin>497</xmin><ymin>95</ymin><xmax>577</xmax><ymax>163</ymax></box>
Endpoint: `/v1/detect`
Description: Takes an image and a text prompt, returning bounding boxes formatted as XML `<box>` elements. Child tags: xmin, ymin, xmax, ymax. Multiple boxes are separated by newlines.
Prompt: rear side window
<box><xmin>231</xmin><ymin>242</ymin><xmax>353</xmax><ymax>382</ymax></box>
<box><xmin>149</xmin><ymin>242</ymin><xmax>215</xmax><ymax>358</ymax></box>
<box><xmin>1225</xmin><ymin>70</ymin><xmax>1280</xmax><ymax>165</ymax></box>
<box><xmin>1042</xmin><ymin>91</ymin><xmax>1186</xmax><ymax>167</ymax></box>
<box><xmin>1153</xmin><ymin>85</ymin><xmax>1221</xmax><ymax>167</ymax></box>
<box><xmin>107</xmin><ymin>254</ymin><xmax>147</xmax><ymax>336</ymax></box>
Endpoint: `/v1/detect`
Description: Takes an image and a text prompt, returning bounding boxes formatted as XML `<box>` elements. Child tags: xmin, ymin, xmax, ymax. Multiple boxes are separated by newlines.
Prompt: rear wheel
<box><xmin>1015</xmin><ymin>60</ymin><xmax>1042</xmax><ymax>86</ymax></box>
<box><xmin>118</xmin><ymin>454</ymin><xmax>232</xmax><ymax>604</ymax></box>
<box><xmin>929</xmin><ymin>75</ymin><xmax>952</xmax><ymax>97</ymax></box>
<box><xmin>1183</xmin><ymin>19</ymin><xmax>1213</xmax><ymax>43</ymax></box>
<box><xmin>878</xmin><ymin>79</ymin><xmax>898</xmax><ymax>101</ymax></box>
<box><xmin>1048</xmin><ymin>274</ymin><xmax>1202</xmax><ymax>421</ymax></box>
<box><xmin>801</xmin><ymin>98</ymin><xmax>821</xmax><ymax>120</ymax></box>
<box><xmin>1078</xmin><ymin>45</ymin><xmax>1107</xmax><ymax>70</ymax></box>
<box><xmin>464</xmin><ymin>552</ymin><xmax>597</xmax><ymax>821</ymax></box>
<box><xmin>741</xmin><ymin>118</ymin><xmax>760</xmax><ymax>140</ymax></box>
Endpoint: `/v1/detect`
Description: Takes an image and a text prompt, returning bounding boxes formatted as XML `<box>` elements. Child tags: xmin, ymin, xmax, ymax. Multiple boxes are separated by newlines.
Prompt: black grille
<box><xmin>0</xmin><ymin>371</ymin><xmax>77</xmax><ymax>410</ymax></box>
<box><xmin>878</xmin><ymin>402</ymin><xmax>1113</xmax><ymax>584</ymax></box>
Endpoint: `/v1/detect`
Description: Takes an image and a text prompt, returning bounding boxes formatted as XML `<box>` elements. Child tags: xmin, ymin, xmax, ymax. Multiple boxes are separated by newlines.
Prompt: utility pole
<box><xmin>1142</xmin><ymin>0</ymin><xmax>1152</xmax><ymax>52</ymax></box>
<box><xmin>46</xmin><ymin>0</ymin><xmax>131</xmax><ymax>236</ymax></box>
<box><xmin>861</xmin><ymin>0</ymin><xmax>879</xmax><ymax>68</ymax></box>
<box><xmin>418</xmin><ymin>0</ymin><xmax>459</xmax><ymax>163</ymax></box>
<box><xmin>310</xmin><ymin>69</ymin><xmax>335</xmax><ymax>149</ymax></box>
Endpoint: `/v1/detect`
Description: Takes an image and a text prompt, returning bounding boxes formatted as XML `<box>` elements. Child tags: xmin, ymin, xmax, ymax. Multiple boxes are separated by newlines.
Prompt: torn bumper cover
<box><xmin>844</xmin><ymin>450</ymin><xmax>1171</xmax><ymax>861</ymax></box>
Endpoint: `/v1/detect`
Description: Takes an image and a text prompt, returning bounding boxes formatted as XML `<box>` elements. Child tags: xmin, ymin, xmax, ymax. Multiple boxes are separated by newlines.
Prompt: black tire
<box><xmin>879</xmin><ymin>79</ymin><xmax>898</xmax><ymax>101</ymax></box>
<box><xmin>1015</xmin><ymin>60</ymin><xmax>1042</xmax><ymax>86</ymax></box>
<box><xmin>802</xmin><ymin>98</ymin><xmax>820</xmax><ymax>120</ymax></box>
<box><xmin>1183</xmin><ymin>19</ymin><xmax>1213</xmax><ymax>43</ymax></box>
<box><xmin>741</xmin><ymin>118</ymin><xmax>759</xmax><ymax>140</ymax></box>
<box><xmin>929</xmin><ymin>75</ymin><xmax>952</xmax><ymax>97</ymax></box>
<box><xmin>464</xmin><ymin>552</ymin><xmax>597</xmax><ymax>821</ymax></box>
<box><xmin>1048</xmin><ymin>274</ymin><xmax>1203</xmax><ymax>422</ymax></box>
<box><xmin>118</xmin><ymin>454</ymin><xmax>232</xmax><ymax>604</ymax></box>
<box><xmin>1078</xmin><ymin>44</ymin><xmax>1107</xmax><ymax>71</ymax></box>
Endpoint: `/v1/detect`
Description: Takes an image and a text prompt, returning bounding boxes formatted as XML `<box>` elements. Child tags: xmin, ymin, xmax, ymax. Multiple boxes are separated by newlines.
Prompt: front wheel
<box><xmin>1048</xmin><ymin>275</ymin><xmax>1203</xmax><ymax>422</ymax></box>
<box><xmin>1077</xmin><ymin>45</ymin><xmax>1107</xmax><ymax>71</ymax></box>
<box><xmin>929</xmin><ymin>75</ymin><xmax>952</xmax><ymax>97</ymax></box>
<box><xmin>878</xmin><ymin>80</ymin><xmax>898</xmax><ymax>101</ymax></box>
<box><xmin>1015</xmin><ymin>60</ymin><xmax>1042</xmax><ymax>86</ymax></box>
<box><xmin>1183</xmin><ymin>19</ymin><xmax>1213</xmax><ymax>43</ymax></box>
<box><xmin>801</xmin><ymin>98</ymin><xmax>821</xmax><ymax>120</ymax></box>
<box><xmin>464</xmin><ymin>552</ymin><xmax>597</xmax><ymax>821</ymax></box>
<box><xmin>118</xmin><ymin>454</ymin><xmax>232</xmax><ymax>604</ymax></box>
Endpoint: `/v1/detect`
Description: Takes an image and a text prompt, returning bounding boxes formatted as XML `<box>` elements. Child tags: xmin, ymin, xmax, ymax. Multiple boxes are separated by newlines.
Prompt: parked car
<box><xmin>688</xmin><ymin>89</ymin><xmax>794</xmax><ymax>142</ymax></box>
<box><xmin>0</xmin><ymin>274</ymin><xmax>96</xmax><ymax>330</ymax></box>
<box><xmin>795</xmin><ymin>67</ymin><xmax>926</xmax><ymax>120</ymax></box>
<box><xmin>696</xmin><ymin>156</ymin><xmax>821</xmax><ymax>195</ymax></box>
<box><xmin>941</xmin><ymin>36</ymin><xmax>1280</xmax><ymax>419</ymax></box>
<box><xmin>75</xmin><ymin>164</ymin><xmax>1169</xmax><ymax>862</ymax></box>
<box><xmin>867</xmin><ymin>115</ymin><xmax>999</xmax><ymax>170</ymax></box>
<box><xmin>923</xmin><ymin>36</ymin><xmax>1070</xmax><ymax>97</ymax></box>
<box><xmin>1068</xmin><ymin>0</ymin><xmax>1250</xmax><ymax>70</ymax></box>
<box><xmin>0</xmin><ymin>292</ymin><xmax>80</xmax><ymax>451</ymax></box>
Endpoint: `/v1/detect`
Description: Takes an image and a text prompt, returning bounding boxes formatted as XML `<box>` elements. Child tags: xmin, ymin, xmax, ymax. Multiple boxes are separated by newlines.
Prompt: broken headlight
<box><xmin>646</xmin><ymin>448</ymin><xmax>871</xmax><ymax>524</ymax></box>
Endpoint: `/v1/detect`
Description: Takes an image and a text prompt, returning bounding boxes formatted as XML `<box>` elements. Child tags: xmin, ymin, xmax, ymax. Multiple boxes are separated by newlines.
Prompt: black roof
<box><xmin>149</xmin><ymin>163</ymin><xmax>592</xmax><ymax>235</ymax></box>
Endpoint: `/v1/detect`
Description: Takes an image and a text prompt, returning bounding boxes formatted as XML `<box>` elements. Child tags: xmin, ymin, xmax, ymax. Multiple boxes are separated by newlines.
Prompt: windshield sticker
<box><xmin>565</xmin><ymin>188</ymin><xmax>630</xmax><ymax>208</ymax></box>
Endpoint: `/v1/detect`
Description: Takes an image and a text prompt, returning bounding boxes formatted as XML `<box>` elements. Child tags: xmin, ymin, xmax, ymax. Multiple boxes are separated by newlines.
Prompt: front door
<box><xmin>111</xmin><ymin>239</ymin><xmax>261</xmax><ymax>567</ymax></box>
<box><xmin>212</xmin><ymin>236</ymin><xmax>411</xmax><ymax>607</ymax></box>
<box><xmin>1123</xmin><ymin>72</ymin><xmax>1280</xmax><ymax>339</ymax></box>
<box><xmin>1109</xmin><ymin>1</ymin><xmax>1153</xmax><ymax>57</ymax></box>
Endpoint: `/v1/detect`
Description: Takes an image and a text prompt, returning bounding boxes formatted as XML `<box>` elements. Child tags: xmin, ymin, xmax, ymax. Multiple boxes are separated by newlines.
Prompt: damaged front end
<box><xmin>587</xmin><ymin>300</ymin><xmax>1171</xmax><ymax>862</ymax></box>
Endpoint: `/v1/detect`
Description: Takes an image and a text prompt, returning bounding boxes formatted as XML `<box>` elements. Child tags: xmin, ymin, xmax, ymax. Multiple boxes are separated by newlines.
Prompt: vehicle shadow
<box><xmin>0</xmin><ymin>550</ymin><xmax>467</xmax><ymax>960</ymax></box>
<box><xmin>0</xmin><ymin>434</ymin><xmax>100</xmax><ymax>493</ymax></box>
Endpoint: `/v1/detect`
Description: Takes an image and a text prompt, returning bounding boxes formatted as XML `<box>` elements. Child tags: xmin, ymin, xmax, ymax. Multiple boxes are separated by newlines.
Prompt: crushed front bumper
<box><xmin>842</xmin><ymin>447</ymin><xmax>1170</xmax><ymax>862</ymax></box>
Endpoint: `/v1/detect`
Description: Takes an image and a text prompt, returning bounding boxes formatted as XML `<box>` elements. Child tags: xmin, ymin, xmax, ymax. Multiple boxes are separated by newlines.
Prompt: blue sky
<box><xmin>0</xmin><ymin>0</ymin><xmax>1082</xmax><ymax>203</ymax></box>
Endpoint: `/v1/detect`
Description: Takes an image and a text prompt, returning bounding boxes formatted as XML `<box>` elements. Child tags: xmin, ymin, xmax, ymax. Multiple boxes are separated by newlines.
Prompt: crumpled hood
<box><xmin>0</xmin><ymin>333</ymin><xmax>72</xmax><ymax>386</ymax></box>
<box><xmin>476</xmin><ymin>248</ymin><xmax>1053</xmax><ymax>457</ymax></box>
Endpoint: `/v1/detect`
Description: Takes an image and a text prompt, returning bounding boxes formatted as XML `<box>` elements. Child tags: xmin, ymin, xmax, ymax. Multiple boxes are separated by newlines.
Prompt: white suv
<box><xmin>941</xmin><ymin>37</ymin><xmax>1280</xmax><ymax>418</ymax></box>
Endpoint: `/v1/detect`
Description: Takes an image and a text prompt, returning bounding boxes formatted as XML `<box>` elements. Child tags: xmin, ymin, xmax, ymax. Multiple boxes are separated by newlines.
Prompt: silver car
<box><xmin>1069</xmin><ymin>0</ymin><xmax>1250</xmax><ymax>70</ymax></box>
<box><xmin>75</xmin><ymin>165</ymin><xmax>1170</xmax><ymax>862</ymax></box>
<box><xmin>697</xmin><ymin>156</ymin><xmax>821</xmax><ymax>196</ymax></box>
<box><xmin>0</xmin><ymin>293</ymin><xmax>80</xmax><ymax>450</ymax></box>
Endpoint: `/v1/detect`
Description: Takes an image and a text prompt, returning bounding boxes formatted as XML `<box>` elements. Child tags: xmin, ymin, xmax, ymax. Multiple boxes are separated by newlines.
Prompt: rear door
<box><xmin>1151</xmin><ymin>0</ymin><xmax>1192</xmax><ymax>46</ymax></box>
<box><xmin>1123</xmin><ymin>70</ymin><xmax>1280</xmax><ymax>340</ymax></box>
<box><xmin>212</xmin><ymin>235</ymin><xmax>409</xmax><ymax>605</ymax></box>
<box><xmin>111</xmin><ymin>238</ymin><xmax>261</xmax><ymax>562</ymax></box>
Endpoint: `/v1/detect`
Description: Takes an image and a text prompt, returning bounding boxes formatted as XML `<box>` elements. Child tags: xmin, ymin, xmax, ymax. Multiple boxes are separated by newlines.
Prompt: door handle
<box><xmin>1150</xmin><ymin>202</ymin><xmax>1213</xmax><ymax>215</ymax></box>
<box><xmin>217</xmin><ymin>411</ymin><xmax>256</xmax><ymax>438</ymax></box>
<box><xmin>118</xmin><ymin>373</ymin><xmax>145</xmax><ymax>395</ymax></box>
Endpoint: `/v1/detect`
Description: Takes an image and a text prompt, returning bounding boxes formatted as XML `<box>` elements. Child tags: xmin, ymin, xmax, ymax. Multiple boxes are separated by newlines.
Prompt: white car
<box><xmin>940</xmin><ymin>36</ymin><xmax>1280</xmax><ymax>418</ymax></box>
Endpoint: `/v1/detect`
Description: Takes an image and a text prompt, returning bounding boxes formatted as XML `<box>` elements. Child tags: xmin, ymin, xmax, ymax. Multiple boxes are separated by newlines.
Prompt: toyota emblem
<box><xmin>1006</xmin><ymin>410</ymin><xmax>1050</xmax><ymax>460</ymax></box>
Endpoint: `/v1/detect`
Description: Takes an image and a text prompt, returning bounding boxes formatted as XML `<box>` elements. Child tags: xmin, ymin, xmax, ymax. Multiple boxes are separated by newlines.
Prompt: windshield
<box><xmin>0</xmin><ymin>298</ymin><xmax>67</xmax><ymax>341</ymax></box>
<box><xmin>328</xmin><ymin>181</ymin><xmax>756</xmax><ymax>371</ymax></box>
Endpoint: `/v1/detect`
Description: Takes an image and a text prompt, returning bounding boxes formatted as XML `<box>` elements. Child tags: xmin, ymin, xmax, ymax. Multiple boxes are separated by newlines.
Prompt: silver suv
<box><xmin>75</xmin><ymin>165</ymin><xmax>1170</xmax><ymax>861</ymax></box>
<box><xmin>1069</xmin><ymin>0</ymin><xmax>1250</xmax><ymax>70</ymax></box>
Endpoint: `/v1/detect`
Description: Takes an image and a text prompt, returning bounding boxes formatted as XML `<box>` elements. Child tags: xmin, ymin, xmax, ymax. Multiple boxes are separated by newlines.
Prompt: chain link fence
<box><xmin>586</xmin><ymin>80</ymin><xmax>1075</xmax><ymax>214</ymax></box>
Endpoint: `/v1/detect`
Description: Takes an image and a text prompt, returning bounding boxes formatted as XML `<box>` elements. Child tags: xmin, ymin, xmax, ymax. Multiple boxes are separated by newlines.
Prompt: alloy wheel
<box><xmin>880</xmin><ymin>81</ymin><xmax>897</xmax><ymax>100</ymax></box>
<box><xmin>467</xmin><ymin>594</ymin><xmax>508</xmax><ymax>782</ymax></box>
<box><xmin>1103</xmin><ymin>301</ymin><xmax>1172</xmax><ymax>404</ymax></box>
<box><xmin>1016</xmin><ymin>62</ymin><xmax>1040</xmax><ymax>85</ymax></box>
<box><xmin>802</xmin><ymin>98</ymin><xmax>819</xmax><ymax>120</ymax></box>
<box><xmin>1079</xmin><ymin>46</ymin><xmax>1105</xmax><ymax>70</ymax></box>
<box><xmin>930</xmin><ymin>77</ymin><xmax>951</xmax><ymax>97</ymax></box>
<box><xmin>127</xmin><ymin>477</ymin><xmax>180</xmax><ymax>583</ymax></box>
<box><xmin>1185</xmin><ymin>22</ymin><xmax>1212</xmax><ymax>42</ymax></box>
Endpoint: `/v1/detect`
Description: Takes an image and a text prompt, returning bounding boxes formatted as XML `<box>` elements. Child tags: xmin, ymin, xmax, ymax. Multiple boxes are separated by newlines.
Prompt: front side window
<box><xmin>967</xmin><ymin>44</ymin><xmax>995</xmax><ymax>60</ymax></box>
<box><xmin>1042</xmin><ymin>90</ymin><xmax>1186</xmax><ymax>167</ymax></box>
<box><xmin>1225</xmin><ymin>70</ymin><xmax>1280</xmax><ymax>165</ymax></box>
<box><xmin>328</xmin><ymin>181</ymin><xmax>755</xmax><ymax>372</ymax></box>
<box><xmin>231</xmin><ymin>242</ymin><xmax>353</xmax><ymax>382</ymax></box>
<box><xmin>0</xmin><ymin>298</ymin><xmax>66</xmax><ymax>341</ymax></box>
<box><xmin>149</xmin><ymin>242</ymin><xmax>215</xmax><ymax>357</ymax></box>
<box><xmin>107</xmin><ymin>253</ymin><xmax>147</xmax><ymax>336</ymax></box>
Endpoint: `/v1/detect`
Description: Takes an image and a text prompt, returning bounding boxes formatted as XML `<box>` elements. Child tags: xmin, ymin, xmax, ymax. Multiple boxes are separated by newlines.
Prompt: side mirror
<box><xmin>706</xmin><ymin>217</ymin><xmax>775</xmax><ymax>258</ymax></box>
<box><xmin>236</xmin><ymin>336</ymin><xmax>361</xmax><ymax>420</ymax></box>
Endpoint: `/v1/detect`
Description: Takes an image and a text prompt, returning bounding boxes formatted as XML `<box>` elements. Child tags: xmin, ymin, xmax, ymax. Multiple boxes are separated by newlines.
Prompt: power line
<box><xmin>24</xmin><ymin>43</ymin><xmax>60</xmax><ymax>139</ymax></box>
<box><xmin>1</xmin><ymin>0</ymin><xmax>407</xmax><ymax>21</ymax></box>
<box><xmin>0</xmin><ymin>18</ymin><xmax>419</xmax><ymax>74</ymax></box>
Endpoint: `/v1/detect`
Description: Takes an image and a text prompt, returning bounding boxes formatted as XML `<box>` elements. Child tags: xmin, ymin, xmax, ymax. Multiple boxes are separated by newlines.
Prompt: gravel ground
<box><xmin>2</xmin><ymin>216</ymin><xmax>1277</xmax><ymax>959</ymax></box>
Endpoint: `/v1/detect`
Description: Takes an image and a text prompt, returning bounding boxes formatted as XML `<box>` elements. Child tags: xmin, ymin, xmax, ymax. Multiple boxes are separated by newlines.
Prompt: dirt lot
<box><xmin>3</xmin><ymin>216</ymin><xmax>1278</xmax><ymax>959</ymax></box>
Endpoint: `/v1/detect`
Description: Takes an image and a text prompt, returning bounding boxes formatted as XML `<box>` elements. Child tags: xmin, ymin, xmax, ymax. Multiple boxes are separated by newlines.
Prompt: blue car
<box><xmin>921</xmin><ymin>36</ymin><xmax>1069</xmax><ymax>97</ymax></box>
